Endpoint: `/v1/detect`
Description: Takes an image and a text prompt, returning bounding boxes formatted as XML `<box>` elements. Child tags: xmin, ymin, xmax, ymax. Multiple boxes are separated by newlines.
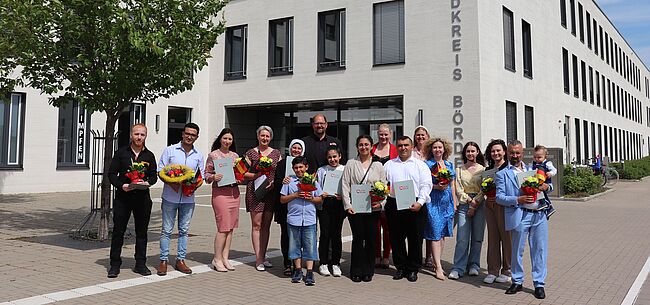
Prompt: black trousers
<box><xmin>109</xmin><ymin>196</ymin><xmax>152</xmax><ymax>267</ymax></box>
<box><xmin>317</xmin><ymin>198</ymin><xmax>346</xmax><ymax>266</ymax></box>
<box><xmin>385</xmin><ymin>197</ymin><xmax>425</xmax><ymax>273</ymax></box>
<box><xmin>348</xmin><ymin>211</ymin><xmax>379</xmax><ymax>277</ymax></box>
<box><xmin>279</xmin><ymin>220</ymin><xmax>291</xmax><ymax>268</ymax></box>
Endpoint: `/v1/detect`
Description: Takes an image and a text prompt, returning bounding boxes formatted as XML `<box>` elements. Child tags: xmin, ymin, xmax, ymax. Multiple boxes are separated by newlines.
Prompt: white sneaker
<box><xmin>263</xmin><ymin>260</ymin><xmax>273</xmax><ymax>268</ymax></box>
<box><xmin>318</xmin><ymin>265</ymin><xmax>331</xmax><ymax>276</ymax></box>
<box><xmin>448</xmin><ymin>270</ymin><xmax>460</xmax><ymax>280</ymax></box>
<box><xmin>331</xmin><ymin>265</ymin><xmax>342</xmax><ymax>277</ymax></box>
<box><xmin>255</xmin><ymin>264</ymin><xmax>265</xmax><ymax>271</ymax></box>
<box><xmin>495</xmin><ymin>274</ymin><xmax>511</xmax><ymax>283</ymax></box>
<box><xmin>483</xmin><ymin>274</ymin><xmax>497</xmax><ymax>284</ymax></box>
<box><xmin>468</xmin><ymin>267</ymin><xmax>479</xmax><ymax>276</ymax></box>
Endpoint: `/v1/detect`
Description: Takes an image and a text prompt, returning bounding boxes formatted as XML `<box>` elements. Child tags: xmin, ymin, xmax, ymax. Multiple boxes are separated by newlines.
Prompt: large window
<box><xmin>57</xmin><ymin>101</ymin><xmax>90</xmax><ymax>168</ymax></box>
<box><xmin>586</xmin><ymin>11</ymin><xmax>592</xmax><ymax>49</ymax></box>
<box><xmin>224</xmin><ymin>25</ymin><xmax>248</xmax><ymax>80</ymax></box>
<box><xmin>572</xmin><ymin>54</ymin><xmax>579</xmax><ymax>97</ymax></box>
<box><xmin>168</xmin><ymin>106</ymin><xmax>192</xmax><ymax>146</ymax></box>
<box><xmin>578</xmin><ymin>3</ymin><xmax>584</xmax><ymax>42</ymax></box>
<box><xmin>569</xmin><ymin>0</ymin><xmax>576</xmax><ymax>36</ymax></box>
<box><xmin>522</xmin><ymin>20</ymin><xmax>533</xmax><ymax>78</ymax></box>
<box><xmin>268</xmin><ymin>17</ymin><xmax>294</xmax><ymax>76</ymax></box>
<box><xmin>318</xmin><ymin>9</ymin><xmax>346</xmax><ymax>71</ymax></box>
<box><xmin>502</xmin><ymin>7</ymin><xmax>515</xmax><ymax>71</ymax></box>
<box><xmin>506</xmin><ymin>101</ymin><xmax>517</xmax><ymax>143</ymax></box>
<box><xmin>373</xmin><ymin>0</ymin><xmax>405</xmax><ymax>65</ymax></box>
<box><xmin>0</xmin><ymin>93</ymin><xmax>26</xmax><ymax>168</ymax></box>
<box><xmin>563</xmin><ymin>48</ymin><xmax>570</xmax><ymax>94</ymax></box>
<box><xmin>581</xmin><ymin>60</ymin><xmax>587</xmax><ymax>101</ymax></box>
<box><xmin>524</xmin><ymin>106</ymin><xmax>535</xmax><ymax>148</ymax></box>
<box><xmin>588</xmin><ymin>66</ymin><xmax>594</xmax><ymax>104</ymax></box>
<box><xmin>575</xmin><ymin>118</ymin><xmax>581</xmax><ymax>163</ymax></box>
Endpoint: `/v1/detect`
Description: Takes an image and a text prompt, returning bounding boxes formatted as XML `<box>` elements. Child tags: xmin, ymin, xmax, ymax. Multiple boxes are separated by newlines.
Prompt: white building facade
<box><xmin>2</xmin><ymin>0</ymin><xmax>649</xmax><ymax>194</ymax></box>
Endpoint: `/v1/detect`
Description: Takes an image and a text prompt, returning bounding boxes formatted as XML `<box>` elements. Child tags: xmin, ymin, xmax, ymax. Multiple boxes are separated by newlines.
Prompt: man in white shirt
<box><xmin>383</xmin><ymin>136</ymin><xmax>433</xmax><ymax>282</ymax></box>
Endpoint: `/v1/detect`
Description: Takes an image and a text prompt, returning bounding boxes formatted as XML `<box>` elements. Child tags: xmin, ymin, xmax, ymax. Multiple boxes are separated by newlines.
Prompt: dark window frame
<box><xmin>503</xmin><ymin>7</ymin><xmax>516</xmax><ymax>72</ymax></box>
<box><xmin>0</xmin><ymin>93</ymin><xmax>27</xmax><ymax>170</ymax></box>
<box><xmin>560</xmin><ymin>0</ymin><xmax>567</xmax><ymax>28</ymax></box>
<box><xmin>318</xmin><ymin>8</ymin><xmax>346</xmax><ymax>72</ymax></box>
<box><xmin>522</xmin><ymin>19</ymin><xmax>533</xmax><ymax>78</ymax></box>
<box><xmin>224</xmin><ymin>24</ymin><xmax>248</xmax><ymax>81</ymax></box>
<box><xmin>268</xmin><ymin>17</ymin><xmax>294</xmax><ymax>77</ymax></box>
<box><xmin>524</xmin><ymin>105</ymin><xmax>535</xmax><ymax>148</ymax></box>
<box><xmin>505</xmin><ymin>101</ymin><xmax>518</xmax><ymax>143</ymax></box>
<box><xmin>56</xmin><ymin>101</ymin><xmax>91</xmax><ymax>169</ymax></box>
<box><xmin>373</xmin><ymin>0</ymin><xmax>406</xmax><ymax>66</ymax></box>
<box><xmin>563</xmin><ymin>48</ymin><xmax>570</xmax><ymax>94</ymax></box>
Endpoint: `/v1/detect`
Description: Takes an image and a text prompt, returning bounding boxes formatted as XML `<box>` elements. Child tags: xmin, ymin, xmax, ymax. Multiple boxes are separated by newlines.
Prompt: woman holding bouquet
<box><xmin>341</xmin><ymin>135</ymin><xmax>387</xmax><ymax>283</ymax></box>
<box><xmin>204</xmin><ymin>128</ymin><xmax>240</xmax><ymax>272</ymax></box>
<box><xmin>244</xmin><ymin>126</ymin><xmax>282</xmax><ymax>271</ymax></box>
<box><xmin>423</xmin><ymin>137</ymin><xmax>458</xmax><ymax>280</ymax></box>
<box><xmin>482</xmin><ymin>139</ymin><xmax>512</xmax><ymax>284</ymax></box>
<box><xmin>448</xmin><ymin>142</ymin><xmax>486</xmax><ymax>280</ymax></box>
<box><xmin>371</xmin><ymin>124</ymin><xmax>397</xmax><ymax>269</ymax></box>
<box><xmin>273</xmin><ymin>139</ymin><xmax>305</xmax><ymax>276</ymax></box>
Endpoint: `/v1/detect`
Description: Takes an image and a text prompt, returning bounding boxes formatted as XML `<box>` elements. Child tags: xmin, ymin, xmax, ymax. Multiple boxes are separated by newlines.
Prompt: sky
<box><xmin>596</xmin><ymin>0</ymin><xmax>650</xmax><ymax>68</ymax></box>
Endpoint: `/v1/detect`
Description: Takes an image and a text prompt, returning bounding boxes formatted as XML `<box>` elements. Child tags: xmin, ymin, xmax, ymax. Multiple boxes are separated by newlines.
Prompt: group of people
<box><xmin>106</xmin><ymin>114</ymin><xmax>554</xmax><ymax>299</ymax></box>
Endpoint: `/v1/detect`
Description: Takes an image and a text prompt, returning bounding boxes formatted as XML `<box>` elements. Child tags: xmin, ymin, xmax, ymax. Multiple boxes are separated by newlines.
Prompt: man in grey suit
<box><xmin>495</xmin><ymin>140</ymin><xmax>552</xmax><ymax>300</ymax></box>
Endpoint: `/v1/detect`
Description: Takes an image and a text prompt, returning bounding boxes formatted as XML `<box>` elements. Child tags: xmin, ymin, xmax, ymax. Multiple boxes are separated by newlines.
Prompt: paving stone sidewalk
<box><xmin>1</xmin><ymin>180</ymin><xmax>650</xmax><ymax>304</ymax></box>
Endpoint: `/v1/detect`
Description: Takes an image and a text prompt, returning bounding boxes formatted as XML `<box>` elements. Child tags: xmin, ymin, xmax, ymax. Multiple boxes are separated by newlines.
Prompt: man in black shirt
<box><xmin>301</xmin><ymin>114</ymin><xmax>343</xmax><ymax>174</ymax></box>
<box><xmin>107</xmin><ymin>124</ymin><xmax>158</xmax><ymax>278</ymax></box>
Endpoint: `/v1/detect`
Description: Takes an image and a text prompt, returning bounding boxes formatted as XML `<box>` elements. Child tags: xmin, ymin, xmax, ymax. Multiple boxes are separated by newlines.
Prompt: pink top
<box><xmin>204</xmin><ymin>149</ymin><xmax>239</xmax><ymax>188</ymax></box>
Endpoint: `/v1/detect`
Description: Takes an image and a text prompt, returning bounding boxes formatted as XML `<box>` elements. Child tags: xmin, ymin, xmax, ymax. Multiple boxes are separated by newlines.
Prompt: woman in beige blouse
<box><xmin>342</xmin><ymin>135</ymin><xmax>387</xmax><ymax>283</ymax></box>
<box><xmin>448</xmin><ymin>141</ymin><xmax>486</xmax><ymax>280</ymax></box>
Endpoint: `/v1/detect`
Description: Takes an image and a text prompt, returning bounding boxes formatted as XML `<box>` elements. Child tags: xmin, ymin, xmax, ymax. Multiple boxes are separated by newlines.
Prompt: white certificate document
<box><xmin>322</xmin><ymin>169</ymin><xmax>343</xmax><ymax>195</ymax></box>
<box><xmin>214</xmin><ymin>157</ymin><xmax>236</xmax><ymax>187</ymax></box>
<box><xmin>285</xmin><ymin>156</ymin><xmax>295</xmax><ymax>177</ymax></box>
<box><xmin>393</xmin><ymin>180</ymin><xmax>415</xmax><ymax>210</ymax></box>
<box><xmin>351</xmin><ymin>184</ymin><xmax>372</xmax><ymax>213</ymax></box>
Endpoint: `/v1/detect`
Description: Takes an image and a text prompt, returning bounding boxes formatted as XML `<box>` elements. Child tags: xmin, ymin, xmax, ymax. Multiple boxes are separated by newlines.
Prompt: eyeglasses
<box><xmin>312</xmin><ymin>122</ymin><xmax>327</xmax><ymax>126</ymax></box>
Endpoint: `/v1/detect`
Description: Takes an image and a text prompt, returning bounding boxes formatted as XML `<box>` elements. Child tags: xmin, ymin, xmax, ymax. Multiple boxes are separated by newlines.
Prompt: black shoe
<box><xmin>362</xmin><ymin>275</ymin><xmax>373</xmax><ymax>282</ymax></box>
<box><xmin>107</xmin><ymin>266</ymin><xmax>120</xmax><ymax>278</ymax></box>
<box><xmin>534</xmin><ymin>287</ymin><xmax>546</xmax><ymax>299</ymax></box>
<box><xmin>351</xmin><ymin>275</ymin><xmax>362</xmax><ymax>282</ymax></box>
<box><xmin>392</xmin><ymin>269</ymin><xmax>405</xmax><ymax>280</ymax></box>
<box><xmin>132</xmin><ymin>265</ymin><xmax>152</xmax><ymax>276</ymax></box>
<box><xmin>406</xmin><ymin>271</ymin><xmax>418</xmax><ymax>282</ymax></box>
<box><xmin>505</xmin><ymin>283</ymin><xmax>523</xmax><ymax>295</ymax></box>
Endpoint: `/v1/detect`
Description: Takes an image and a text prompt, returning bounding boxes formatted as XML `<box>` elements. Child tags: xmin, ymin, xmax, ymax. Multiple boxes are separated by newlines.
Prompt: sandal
<box><xmin>283</xmin><ymin>266</ymin><xmax>293</xmax><ymax>276</ymax></box>
<box><xmin>424</xmin><ymin>257</ymin><xmax>434</xmax><ymax>269</ymax></box>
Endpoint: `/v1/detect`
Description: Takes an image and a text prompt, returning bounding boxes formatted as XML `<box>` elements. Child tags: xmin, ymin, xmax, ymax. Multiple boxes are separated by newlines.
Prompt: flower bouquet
<box><xmin>256</xmin><ymin>156</ymin><xmax>273</xmax><ymax>175</ymax></box>
<box><xmin>297</xmin><ymin>173</ymin><xmax>317</xmax><ymax>198</ymax></box>
<box><xmin>159</xmin><ymin>164</ymin><xmax>194</xmax><ymax>183</ymax></box>
<box><xmin>125</xmin><ymin>161</ymin><xmax>148</xmax><ymax>183</ymax></box>
<box><xmin>481</xmin><ymin>177</ymin><xmax>496</xmax><ymax>198</ymax></box>
<box><xmin>432</xmin><ymin>167</ymin><xmax>452</xmax><ymax>185</ymax></box>
<box><xmin>181</xmin><ymin>169</ymin><xmax>203</xmax><ymax>197</ymax></box>
<box><xmin>369</xmin><ymin>181</ymin><xmax>389</xmax><ymax>203</ymax></box>
<box><xmin>520</xmin><ymin>176</ymin><xmax>541</xmax><ymax>201</ymax></box>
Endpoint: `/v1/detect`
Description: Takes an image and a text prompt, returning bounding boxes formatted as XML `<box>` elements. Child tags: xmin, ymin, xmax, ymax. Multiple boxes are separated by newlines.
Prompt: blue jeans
<box><xmin>452</xmin><ymin>203</ymin><xmax>486</xmax><ymax>275</ymax></box>
<box><xmin>160</xmin><ymin>199</ymin><xmax>195</xmax><ymax>261</ymax></box>
<box><xmin>288</xmin><ymin>224</ymin><xmax>318</xmax><ymax>261</ymax></box>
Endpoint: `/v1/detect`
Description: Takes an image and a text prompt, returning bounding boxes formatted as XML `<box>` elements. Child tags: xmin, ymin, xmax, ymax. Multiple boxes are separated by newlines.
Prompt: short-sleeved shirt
<box><xmin>281</xmin><ymin>177</ymin><xmax>323</xmax><ymax>226</ymax></box>
<box><xmin>158</xmin><ymin>142</ymin><xmax>204</xmax><ymax>204</ymax></box>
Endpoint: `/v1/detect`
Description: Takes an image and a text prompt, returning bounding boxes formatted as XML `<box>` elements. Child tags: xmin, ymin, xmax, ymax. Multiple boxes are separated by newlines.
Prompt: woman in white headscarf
<box><xmin>273</xmin><ymin>139</ymin><xmax>305</xmax><ymax>276</ymax></box>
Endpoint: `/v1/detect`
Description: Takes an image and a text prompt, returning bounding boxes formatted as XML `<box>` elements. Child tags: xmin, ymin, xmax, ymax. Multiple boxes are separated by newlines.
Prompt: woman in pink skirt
<box><xmin>204</xmin><ymin>128</ymin><xmax>241</xmax><ymax>272</ymax></box>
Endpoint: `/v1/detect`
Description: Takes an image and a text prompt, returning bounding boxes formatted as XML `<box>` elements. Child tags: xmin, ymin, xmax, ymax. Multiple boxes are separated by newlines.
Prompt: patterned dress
<box><xmin>245</xmin><ymin>148</ymin><xmax>281</xmax><ymax>213</ymax></box>
<box><xmin>423</xmin><ymin>159</ymin><xmax>456</xmax><ymax>241</ymax></box>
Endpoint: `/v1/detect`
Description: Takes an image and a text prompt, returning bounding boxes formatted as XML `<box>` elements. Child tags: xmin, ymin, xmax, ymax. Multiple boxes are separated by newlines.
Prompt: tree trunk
<box><xmin>98</xmin><ymin>113</ymin><xmax>118</xmax><ymax>241</ymax></box>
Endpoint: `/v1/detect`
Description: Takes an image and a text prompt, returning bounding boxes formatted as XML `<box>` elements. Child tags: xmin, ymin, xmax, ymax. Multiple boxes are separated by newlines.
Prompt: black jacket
<box><xmin>108</xmin><ymin>145</ymin><xmax>158</xmax><ymax>200</ymax></box>
<box><xmin>301</xmin><ymin>133</ymin><xmax>343</xmax><ymax>174</ymax></box>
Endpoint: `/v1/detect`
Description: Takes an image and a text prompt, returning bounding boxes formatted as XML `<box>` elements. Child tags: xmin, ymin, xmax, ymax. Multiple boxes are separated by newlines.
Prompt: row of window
<box><xmin>504</xmin><ymin>101</ymin><xmax>535</xmax><ymax>148</ymax></box>
<box><xmin>560</xmin><ymin>0</ymin><xmax>644</xmax><ymax>93</ymax></box>
<box><xmin>562</xmin><ymin>48</ymin><xmax>644</xmax><ymax>125</ymax></box>
<box><xmin>573</xmin><ymin>118</ymin><xmax>643</xmax><ymax>164</ymax></box>
<box><xmin>502</xmin><ymin>7</ymin><xmax>533</xmax><ymax>78</ymax></box>
<box><xmin>224</xmin><ymin>0</ymin><xmax>405</xmax><ymax>80</ymax></box>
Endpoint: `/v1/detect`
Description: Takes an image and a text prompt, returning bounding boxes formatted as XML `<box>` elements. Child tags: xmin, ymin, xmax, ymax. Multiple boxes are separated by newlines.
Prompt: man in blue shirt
<box><xmin>280</xmin><ymin>156</ymin><xmax>323</xmax><ymax>286</ymax></box>
<box><xmin>156</xmin><ymin>123</ymin><xmax>204</xmax><ymax>276</ymax></box>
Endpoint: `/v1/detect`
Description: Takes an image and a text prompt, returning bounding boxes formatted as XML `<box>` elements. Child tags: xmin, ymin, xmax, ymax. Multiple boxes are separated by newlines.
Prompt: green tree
<box><xmin>0</xmin><ymin>0</ymin><xmax>227</xmax><ymax>240</ymax></box>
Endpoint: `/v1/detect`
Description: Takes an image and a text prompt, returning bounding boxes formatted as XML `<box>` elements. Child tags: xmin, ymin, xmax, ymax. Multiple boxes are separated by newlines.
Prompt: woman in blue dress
<box><xmin>423</xmin><ymin>137</ymin><xmax>458</xmax><ymax>280</ymax></box>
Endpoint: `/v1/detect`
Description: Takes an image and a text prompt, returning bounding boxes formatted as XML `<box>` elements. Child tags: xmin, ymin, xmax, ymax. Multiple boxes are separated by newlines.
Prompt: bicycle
<box><xmin>589</xmin><ymin>155</ymin><xmax>619</xmax><ymax>187</ymax></box>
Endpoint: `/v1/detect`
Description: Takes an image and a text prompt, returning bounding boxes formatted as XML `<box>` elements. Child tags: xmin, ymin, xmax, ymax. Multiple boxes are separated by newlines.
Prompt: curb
<box><xmin>558</xmin><ymin>188</ymin><xmax>615</xmax><ymax>202</ymax></box>
<box><xmin>619</xmin><ymin>176</ymin><xmax>649</xmax><ymax>182</ymax></box>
